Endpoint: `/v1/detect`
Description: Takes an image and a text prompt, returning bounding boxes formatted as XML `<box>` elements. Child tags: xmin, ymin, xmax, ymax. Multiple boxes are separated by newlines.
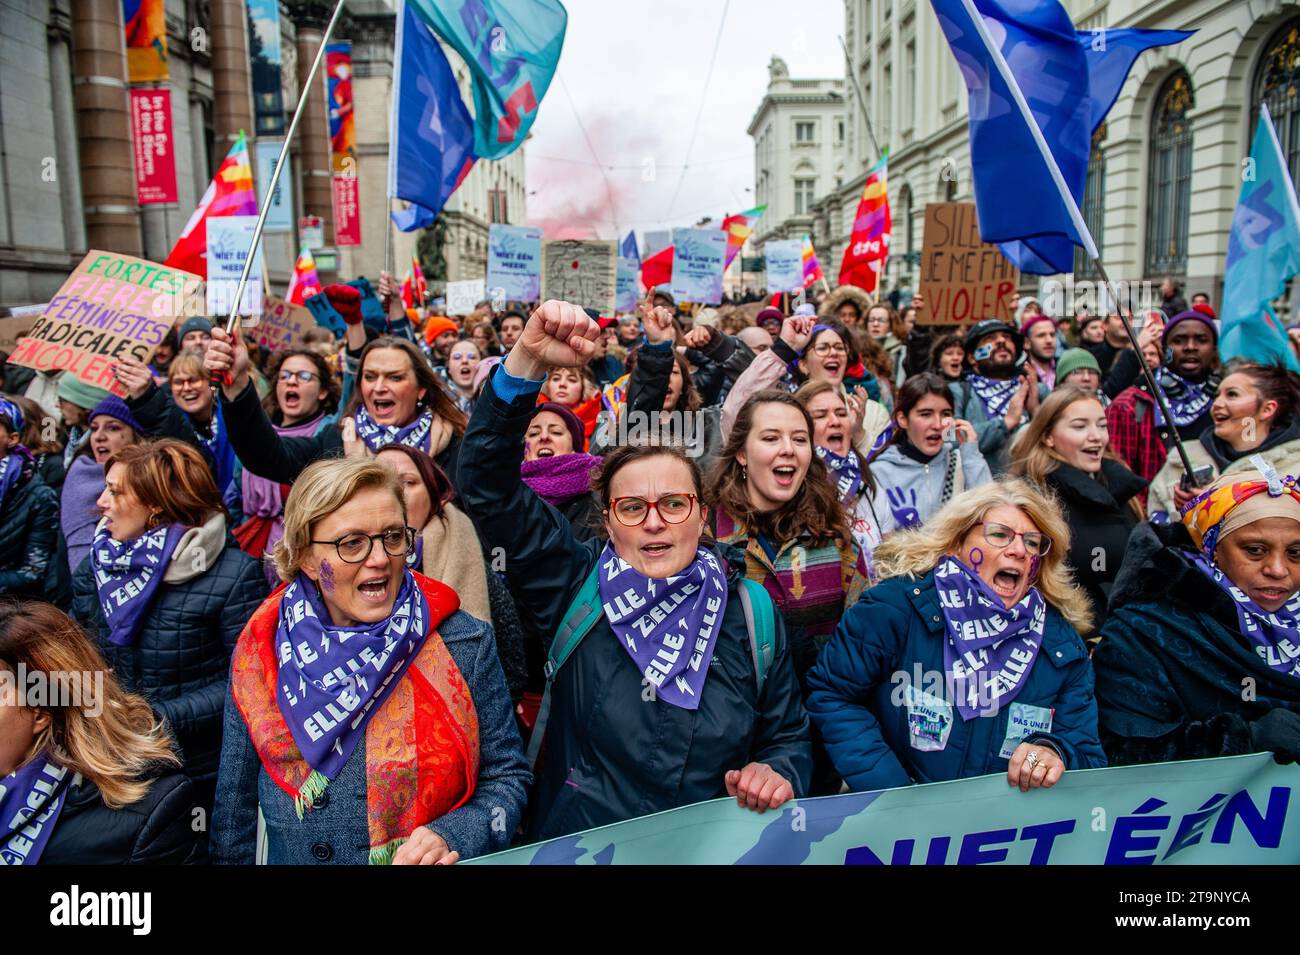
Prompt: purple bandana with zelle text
<box><xmin>966</xmin><ymin>374</ymin><xmax>1020</xmax><ymax>420</ymax></box>
<box><xmin>0</xmin><ymin>446</ymin><xmax>33</xmax><ymax>504</ymax></box>
<box><xmin>1152</xmin><ymin>368</ymin><xmax>1214</xmax><ymax>428</ymax></box>
<box><xmin>934</xmin><ymin>556</ymin><xmax>1046</xmax><ymax>720</ymax></box>
<box><xmin>91</xmin><ymin>520</ymin><xmax>185</xmax><ymax>646</ymax></box>
<box><xmin>353</xmin><ymin>405</ymin><xmax>434</xmax><ymax>455</ymax></box>
<box><xmin>815</xmin><ymin>446</ymin><xmax>863</xmax><ymax>505</ymax></box>
<box><xmin>274</xmin><ymin>570</ymin><xmax>429</xmax><ymax>780</ymax></box>
<box><xmin>597</xmin><ymin>543</ymin><xmax>729</xmax><ymax>710</ymax></box>
<box><xmin>0</xmin><ymin>754</ymin><xmax>69</xmax><ymax>865</ymax></box>
<box><xmin>1188</xmin><ymin>550</ymin><xmax>1300</xmax><ymax>679</ymax></box>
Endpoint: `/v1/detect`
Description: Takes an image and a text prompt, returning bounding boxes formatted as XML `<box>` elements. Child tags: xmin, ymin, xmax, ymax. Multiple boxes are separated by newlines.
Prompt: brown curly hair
<box><xmin>261</xmin><ymin>348</ymin><xmax>342</xmax><ymax>422</ymax></box>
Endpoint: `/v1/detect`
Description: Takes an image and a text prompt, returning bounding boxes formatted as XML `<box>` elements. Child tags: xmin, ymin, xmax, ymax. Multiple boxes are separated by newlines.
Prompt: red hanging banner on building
<box><xmin>327</xmin><ymin>42</ymin><xmax>360</xmax><ymax>246</ymax></box>
<box><xmin>332</xmin><ymin>175</ymin><xmax>361</xmax><ymax>246</ymax></box>
<box><xmin>129</xmin><ymin>87</ymin><xmax>178</xmax><ymax>204</ymax></box>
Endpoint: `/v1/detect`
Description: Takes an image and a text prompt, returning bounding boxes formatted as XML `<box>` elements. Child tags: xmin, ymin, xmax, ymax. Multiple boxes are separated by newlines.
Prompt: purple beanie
<box><xmin>756</xmin><ymin>307</ymin><xmax>784</xmax><ymax>327</ymax></box>
<box><xmin>531</xmin><ymin>401</ymin><xmax>585</xmax><ymax>453</ymax></box>
<box><xmin>89</xmin><ymin>395</ymin><xmax>146</xmax><ymax>435</ymax></box>
<box><xmin>1162</xmin><ymin>309</ymin><xmax>1218</xmax><ymax>346</ymax></box>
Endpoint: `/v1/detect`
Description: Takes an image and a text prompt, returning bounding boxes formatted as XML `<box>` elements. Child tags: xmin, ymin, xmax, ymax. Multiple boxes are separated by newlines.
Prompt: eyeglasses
<box><xmin>279</xmin><ymin>370</ymin><xmax>319</xmax><ymax>384</ymax></box>
<box><xmin>811</xmin><ymin>342</ymin><xmax>848</xmax><ymax>356</ymax></box>
<box><xmin>978</xmin><ymin>522</ymin><xmax>1052</xmax><ymax>556</ymax></box>
<box><xmin>310</xmin><ymin>526</ymin><xmax>416</xmax><ymax>564</ymax></box>
<box><xmin>607</xmin><ymin>493</ymin><xmax>697</xmax><ymax>527</ymax></box>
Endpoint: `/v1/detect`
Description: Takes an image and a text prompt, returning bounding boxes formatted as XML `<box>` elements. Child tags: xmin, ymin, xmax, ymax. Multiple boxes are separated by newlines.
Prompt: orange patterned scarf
<box><xmin>231</xmin><ymin>573</ymin><xmax>480</xmax><ymax>864</ymax></box>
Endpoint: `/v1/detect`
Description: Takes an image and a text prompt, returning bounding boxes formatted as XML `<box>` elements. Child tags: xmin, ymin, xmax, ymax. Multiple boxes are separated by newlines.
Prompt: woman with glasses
<box><xmin>807</xmin><ymin>480</ymin><xmax>1106</xmax><ymax>792</ymax></box>
<box><xmin>457</xmin><ymin>301</ymin><xmax>811</xmax><ymax>842</ymax></box>
<box><xmin>1009</xmin><ymin>387</ymin><xmax>1146</xmax><ymax>637</ymax></box>
<box><xmin>212</xmin><ymin>456</ymin><xmax>531</xmax><ymax>864</ymax></box>
<box><xmin>70</xmin><ymin>439</ymin><xmax>268</xmax><ymax>819</ymax></box>
<box><xmin>231</xmin><ymin>349</ymin><xmax>341</xmax><ymax>581</ymax></box>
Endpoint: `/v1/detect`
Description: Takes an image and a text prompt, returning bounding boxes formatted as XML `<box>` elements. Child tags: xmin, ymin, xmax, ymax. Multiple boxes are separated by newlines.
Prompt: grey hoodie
<box><xmin>868</xmin><ymin>438</ymin><xmax>992</xmax><ymax>535</ymax></box>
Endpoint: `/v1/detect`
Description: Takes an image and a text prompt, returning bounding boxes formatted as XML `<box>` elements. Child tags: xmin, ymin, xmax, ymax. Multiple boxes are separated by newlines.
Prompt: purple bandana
<box><xmin>1188</xmin><ymin>550</ymin><xmax>1300</xmax><ymax>679</ymax></box>
<box><xmin>91</xmin><ymin>520</ymin><xmax>185</xmax><ymax>646</ymax></box>
<box><xmin>967</xmin><ymin>374</ymin><xmax>1020</xmax><ymax>420</ymax></box>
<box><xmin>275</xmin><ymin>569</ymin><xmax>430</xmax><ymax>781</ymax></box>
<box><xmin>934</xmin><ymin>556</ymin><xmax>1046</xmax><ymax>720</ymax></box>
<box><xmin>596</xmin><ymin>543</ymin><xmax>729</xmax><ymax>710</ymax></box>
<box><xmin>405</xmin><ymin>534</ymin><xmax>425</xmax><ymax>570</ymax></box>
<box><xmin>0</xmin><ymin>446</ymin><xmax>33</xmax><ymax>505</ymax></box>
<box><xmin>816</xmin><ymin>445</ymin><xmax>863</xmax><ymax>505</ymax></box>
<box><xmin>521</xmin><ymin>453</ymin><xmax>601</xmax><ymax>506</ymax></box>
<box><xmin>0</xmin><ymin>753</ymin><xmax>70</xmax><ymax>865</ymax></box>
<box><xmin>353</xmin><ymin>405</ymin><xmax>434</xmax><ymax>455</ymax></box>
<box><xmin>1152</xmin><ymin>368</ymin><xmax>1214</xmax><ymax>428</ymax></box>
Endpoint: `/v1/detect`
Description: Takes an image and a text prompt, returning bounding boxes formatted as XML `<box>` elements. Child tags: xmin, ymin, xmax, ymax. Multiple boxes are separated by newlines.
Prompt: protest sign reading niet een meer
<box><xmin>8</xmin><ymin>251</ymin><xmax>202</xmax><ymax>395</ymax></box>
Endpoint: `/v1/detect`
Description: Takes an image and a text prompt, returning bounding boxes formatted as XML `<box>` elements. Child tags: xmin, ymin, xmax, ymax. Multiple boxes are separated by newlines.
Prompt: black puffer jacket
<box><xmin>71</xmin><ymin>521</ymin><xmax>269</xmax><ymax>785</ymax></box>
<box><xmin>39</xmin><ymin>769</ymin><xmax>204</xmax><ymax>865</ymax></box>
<box><xmin>0</xmin><ymin>471</ymin><xmax>60</xmax><ymax>600</ymax></box>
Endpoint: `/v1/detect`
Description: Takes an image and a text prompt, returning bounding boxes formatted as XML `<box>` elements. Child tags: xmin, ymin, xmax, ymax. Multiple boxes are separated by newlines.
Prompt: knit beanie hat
<box><xmin>756</xmin><ymin>307</ymin><xmax>784</xmax><ymax>328</ymax></box>
<box><xmin>423</xmin><ymin>316</ymin><xmax>460</xmax><ymax>346</ymax></box>
<box><xmin>88</xmin><ymin>394</ymin><xmax>146</xmax><ymax>435</ymax></box>
<box><xmin>1162</xmin><ymin>309</ymin><xmax>1218</xmax><ymax>347</ymax></box>
<box><xmin>1020</xmin><ymin>313</ymin><xmax>1055</xmax><ymax>337</ymax></box>
<box><xmin>1054</xmin><ymin>348</ymin><xmax>1101</xmax><ymax>383</ymax></box>
<box><xmin>531</xmin><ymin>401</ymin><xmax>585</xmax><ymax>453</ymax></box>
<box><xmin>56</xmin><ymin>373</ymin><xmax>111</xmax><ymax>411</ymax></box>
<box><xmin>178</xmin><ymin>316</ymin><xmax>213</xmax><ymax>343</ymax></box>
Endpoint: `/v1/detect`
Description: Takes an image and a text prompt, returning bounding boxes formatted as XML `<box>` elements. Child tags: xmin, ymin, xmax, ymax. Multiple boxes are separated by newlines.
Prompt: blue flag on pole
<box><xmin>1220</xmin><ymin>104</ymin><xmax>1300</xmax><ymax>372</ymax></box>
<box><xmin>407</xmin><ymin>0</ymin><xmax>567</xmax><ymax>162</ymax></box>
<box><xmin>388</xmin><ymin>1</ymin><xmax>478</xmax><ymax>232</ymax></box>
<box><xmin>931</xmin><ymin>0</ymin><xmax>1189</xmax><ymax>274</ymax></box>
<box><xmin>621</xmin><ymin>230</ymin><xmax>639</xmax><ymax>265</ymax></box>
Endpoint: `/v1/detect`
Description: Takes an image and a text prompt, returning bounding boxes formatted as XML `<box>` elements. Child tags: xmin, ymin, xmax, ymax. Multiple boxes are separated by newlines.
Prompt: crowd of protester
<box><xmin>4</xmin><ymin>272</ymin><xmax>1300</xmax><ymax>866</ymax></box>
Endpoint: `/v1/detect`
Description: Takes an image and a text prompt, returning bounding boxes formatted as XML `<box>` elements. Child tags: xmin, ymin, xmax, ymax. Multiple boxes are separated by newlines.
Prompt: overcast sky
<box><xmin>524</xmin><ymin>0</ymin><xmax>845</xmax><ymax>241</ymax></box>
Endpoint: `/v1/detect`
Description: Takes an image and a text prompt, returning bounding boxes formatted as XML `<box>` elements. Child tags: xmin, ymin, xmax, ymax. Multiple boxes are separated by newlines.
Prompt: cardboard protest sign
<box><xmin>669</xmin><ymin>228</ymin><xmax>726</xmax><ymax>305</ymax></box>
<box><xmin>919</xmin><ymin>202</ymin><xmax>1020</xmax><ymax>325</ymax></box>
<box><xmin>303</xmin><ymin>293</ymin><xmax>345</xmax><ymax>336</ymax></box>
<box><xmin>488</xmin><ymin>224</ymin><xmax>543</xmax><ymax>301</ymax></box>
<box><xmin>254</xmin><ymin>296</ymin><xmax>313</xmax><ymax>351</ymax></box>
<box><xmin>541</xmin><ymin>240</ymin><xmax>616</xmax><ymax>315</ymax></box>
<box><xmin>615</xmin><ymin>257</ymin><xmax>639</xmax><ymax>312</ymax></box>
<box><xmin>0</xmin><ymin>316</ymin><xmax>37</xmax><ymax>352</ymax></box>
<box><xmin>446</xmin><ymin>279</ymin><xmax>486</xmax><ymax>316</ymax></box>
<box><xmin>764</xmin><ymin>239</ymin><xmax>803</xmax><ymax>293</ymax></box>
<box><xmin>8</xmin><ymin>251</ymin><xmax>201</xmax><ymax>396</ymax></box>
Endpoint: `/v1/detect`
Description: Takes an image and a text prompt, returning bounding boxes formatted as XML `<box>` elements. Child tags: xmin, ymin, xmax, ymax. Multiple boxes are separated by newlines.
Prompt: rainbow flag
<box><xmin>801</xmin><ymin>233</ymin><xmax>824</xmax><ymax>289</ymax></box>
<box><xmin>286</xmin><ymin>247</ymin><xmax>322</xmax><ymax>306</ymax></box>
<box><xmin>164</xmin><ymin>131</ymin><xmax>258</xmax><ymax>278</ymax></box>
<box><xmin>838</xmin><ymin>156</ymin><xmax>890</xmax><ymax>293</ymax></box>
<box><xmin>722</xmin><ymin>204</ymin><xmax>766</xmax><ymax>267</ymax></box>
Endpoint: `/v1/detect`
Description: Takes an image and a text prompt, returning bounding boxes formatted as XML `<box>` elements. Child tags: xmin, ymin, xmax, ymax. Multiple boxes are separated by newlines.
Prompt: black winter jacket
<box><xmin>458</xmin><ymin>371</ymin><xmax>812</xmax><ymax>842</ymax></box>
<box><xmin>39</xmin><ymin>769</ymin><xmax>204</xmax><ymax>864</ymax></box>
<box><xmin>217</xmin><ymin>379</ymin><xmax>462</xmax><ymax>486</ymax></box>
<box><xmin>1042</xmin><ymin>458</ymin><xmax>1146</xmax><ymax>634</ymax></box>
<box><xmin>0</xmin><ymin>471</ymin><xmax>60</xmax><ymax>599</ymax></box>
<box><xmin>71</xmin><ymin>535</ymin><xmax>269</xmax><ymax>784</ymax></box>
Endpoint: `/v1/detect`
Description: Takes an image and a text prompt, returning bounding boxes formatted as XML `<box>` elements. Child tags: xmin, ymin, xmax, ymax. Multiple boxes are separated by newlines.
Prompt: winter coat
<box><xmin>211</xmin><ymin>598</ymin><xmax>532</xmax><ymax>864</ymax></box>
<box><xmin>457</xmin><ymin>371</ymin><xmax>813</xmax><ymax>842</ymax></box>
<box><xmin>59</xmin><ymin>452</ymin><xmax>103</xmax><ymax>575</ymax></box>
<box><xmin>39</xmin><ymin>769</ymin><xmax>204</xmax><ymax>864</ymax></box>
<box><xmin>948</xmin><ymin>376</ymin><xmax>1049</xmax><ymax>476</ymax></box>
<box><xmin>1041</xmin><ymin>459</ymin><xmax>1145</xmax><ymax>635</ymax></box>
<box><xmin>868</xmin><ymin>437</ymin><xmax>992</xmax><ymax>535</ymax></box>
<box><xmin>1146</xmin><ymin>420</ymin><xmax>1300</xmax><ymax>522</ymax></box>
<box><xmin>806</xmin><ymin>569</ymin><xmax>1106</xmax><ymax>792</ymax></box>
<box><xmin>1093</xmin><ymin>521</ymin><xmax>1300</xmax><ymax>766</ymax></box>
<box><xmin>71</xmin><ymin>515</ymin><xmax>270</xmax><ymax>785</ymax></box>
<box><xmin>0</xmin><ymin>467</ymin><xmax>59</xmax><ymax>599</ymax></box>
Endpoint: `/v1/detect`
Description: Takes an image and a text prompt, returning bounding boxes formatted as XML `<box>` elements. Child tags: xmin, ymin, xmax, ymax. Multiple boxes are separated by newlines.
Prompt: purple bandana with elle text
<box><xmin>1188</xmin><ymin>550</ymin><xmax>1300</xmax><ymax>679</ymax></box>
<box><xmin>967</xmin><ymin>374</ymin><xmax>1020</xmax><ymax>420</ymax></box>
<box><xmin>597</xmin><ymin>543</ymin><xmax>728</xmax><ymax>710</ymax></box>
<box><xmin>816</xmin><ymin>445</ymin><xmax>863</xmax><ymax>505</ymax></box>
<box><xmin>0</xmin><ymin>754</ymin><xmax>69</xmax><ymax>865</ymax></box>
<box><xmin>934</xmin><ymin>555</ymin><xmax>1046</xmax><ymax>720</ymax></box>
<box><xmin>353</xmin><ymin>405</ymin><xmax>434</xmax><ymax>455</ymax></box>
<box><xmin>91</xmin><ymin>519</ymin><xmax>185</xmax><ymax>646</ymax></box>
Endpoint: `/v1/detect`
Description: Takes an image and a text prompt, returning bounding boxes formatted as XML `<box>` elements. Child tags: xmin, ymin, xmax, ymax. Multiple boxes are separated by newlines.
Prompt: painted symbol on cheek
<box><xmin>1029</xmin><ymin>555</ymin><xmax>1041</xmax><ymax>581</ymax></box>
<box><xmin>967</xmin><ymin>547</ymin><xmax>984</xmax><ymax>571</ymax></box>
<box><xmin>320</xmin><ymin>558</ymin><xmax>336</xmax><ymax>594</ymax></box>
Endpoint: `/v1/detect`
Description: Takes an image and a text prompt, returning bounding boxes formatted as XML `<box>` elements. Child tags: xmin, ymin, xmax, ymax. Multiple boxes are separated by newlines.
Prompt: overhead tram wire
<box><xmin>664</xmin><ymin>0</ymin><xmax>731</xmax><ymax>221</ymax></box>
<box><xmin>557</xmin><ymin>72</ymin><xmax>621</xmax><ymax>237</ymax></box>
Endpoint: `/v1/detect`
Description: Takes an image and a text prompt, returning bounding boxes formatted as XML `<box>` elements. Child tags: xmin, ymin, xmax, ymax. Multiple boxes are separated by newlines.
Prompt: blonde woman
<box><xmin>212</xmin><ymin>457</ymin><xmax>529</xmax><ymax>865</ymax></box>
<box><xmin>806</xmin><ymin>480</ymin><xmax>1105</xmax><ymax>793</ymax></box>
<box><xmin>0</xmin><ymin>601</ymin><xmax>201</xmax><ymax>864</ymax></box>
<box><xmin>1009</xmin><ymin>387</ymin><xmax>1146</xmax><ymax>636</ymax></box>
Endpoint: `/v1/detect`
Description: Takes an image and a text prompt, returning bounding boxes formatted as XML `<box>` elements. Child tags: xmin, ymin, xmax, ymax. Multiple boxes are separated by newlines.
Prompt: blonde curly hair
<box><xmin>872</xmin><ymin>478</ymin><xmax>1093</xmax><ymax>634</ymax></box>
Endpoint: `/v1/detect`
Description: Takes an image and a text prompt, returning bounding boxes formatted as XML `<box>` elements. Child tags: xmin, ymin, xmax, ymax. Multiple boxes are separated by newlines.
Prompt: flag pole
<box><xmin>215</xmin><ymin>0</ymin><xmax>348</xmax><ymax>366</ymax></box>
<box><xmin>838</xmin><ymin>35</ymin><xmax>881</xmax><ymax>160</ymax></box>
<box><xmin>953</xmin><ymin>0</ymin><xmax>1196</xmax><ymax>476</ymax></box>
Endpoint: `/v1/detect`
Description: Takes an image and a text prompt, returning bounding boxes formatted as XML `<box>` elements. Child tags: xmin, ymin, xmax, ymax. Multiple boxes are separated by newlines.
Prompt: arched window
<box><xmin>1252</xmin><ymin>19</ymin><xmax>1300</xmax><ymax>185</ymax></box>
<box><xmin>898</xmin><ymin>184</ymin><xmax>914</xmax><ymax>255</ymax></box>
<box><xmin>1145</xmin><ymin>70</ymin><xmax>1194</xmax><ymax>276</ymax></box>
<box><xmin>1075</xmin><ymin>123</ymin><xmax>1106</xmax><ymax>278</ymax></box>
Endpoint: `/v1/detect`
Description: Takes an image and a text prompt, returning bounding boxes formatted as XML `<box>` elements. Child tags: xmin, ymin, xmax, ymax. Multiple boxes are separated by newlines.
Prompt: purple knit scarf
<box><xmin>521</xmin><ymin>453</ymin><xmax>601</xmax><ymax>506</ymax></box>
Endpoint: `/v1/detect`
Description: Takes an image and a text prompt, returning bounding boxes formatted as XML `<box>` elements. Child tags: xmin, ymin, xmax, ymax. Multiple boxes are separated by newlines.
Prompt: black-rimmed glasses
<box><xmin>310</xmin><ymin>526</ymin><xmax>416</xmax><ymax>563</ymax></box>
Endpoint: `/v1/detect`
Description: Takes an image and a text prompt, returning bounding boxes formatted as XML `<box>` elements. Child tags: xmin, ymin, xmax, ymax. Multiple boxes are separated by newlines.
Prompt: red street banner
<box><xmin>129</xmin><ymin>87</ymin><xmax>178</xmax><ymax>204</ymax></box>
<box><xmin>332</xmin><ymin>175</ymin><xmax>361</xmax><ymax>246</ymax></box>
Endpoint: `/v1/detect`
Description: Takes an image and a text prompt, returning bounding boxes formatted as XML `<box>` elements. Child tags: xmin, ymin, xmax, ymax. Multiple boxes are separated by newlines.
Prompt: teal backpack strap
<box><xmin>737</xmin><ymin>578</ymin><xmax>776</xmax><ymax>694</ymax></box>
<box><xmin>526</xmin><ymin>561</ymin><xmax>603</xmax><ymax>767</ymax></box>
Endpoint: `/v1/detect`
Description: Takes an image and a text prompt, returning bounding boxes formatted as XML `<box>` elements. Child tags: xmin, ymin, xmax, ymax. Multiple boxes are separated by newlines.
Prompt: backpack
<box><xmin>524</xmin><ymin>561</ymin><xmax>777</xmax><ymax>767</ymax></box>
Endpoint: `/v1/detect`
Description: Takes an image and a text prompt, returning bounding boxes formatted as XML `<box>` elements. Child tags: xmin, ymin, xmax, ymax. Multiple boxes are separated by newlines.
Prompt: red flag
<box><xmin>164</xmin><ymin>132</ymin><xmax>257</xmax><ymax>278</ymax></box>
<box><xmin>838</xmin><ymin>156</ymin><xmax>890</xmax><ymax>293</ymax></box>
<box><xmin>640</xmin><ymin>245</ymin><xmax>673</xmax><ymax>289</ymax></box>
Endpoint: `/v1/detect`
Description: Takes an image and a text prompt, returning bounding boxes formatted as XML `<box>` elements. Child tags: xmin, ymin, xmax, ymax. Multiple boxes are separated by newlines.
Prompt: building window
<box><xmin>1253</xmin><ymin>18</ymin><xmax>1300</xmax><ymax>186</ymax></box>
<box><xmin>905</xmin><ymin>40</ymin><xmax>916</xmax><ymax>126</ymax></box>
<box><xmin>1145</xmin><ymin>69</ymin><xmax>1194</xmax><ymax>276</ymax></box>
<box><xmin>837</xmin><ymin>119</ymin><xmax>845</xmax><ymax>143</ymax></box>
<box><xmin>794</xmin><ymin>178</ymin><xmax>816</xmax><ymax>215</ymax></box>
<box><xmin>899</xmin><ymin>184</ymin><xmax>914</xmax><ymax>254</ymax></box>
<box><xmin>1076</xmin><ymin>123</ymin><xmax>1107</xmax><ymax>278</ymax></box>
<box><xmin>489</xmin><ymin>189</ymin><xmax>508</xmax><ymax>224</ymax></box>
<box><xmin>795</xmin><ymin>121</ymin><xmax>816</xmax><ymax>143</ymax></box>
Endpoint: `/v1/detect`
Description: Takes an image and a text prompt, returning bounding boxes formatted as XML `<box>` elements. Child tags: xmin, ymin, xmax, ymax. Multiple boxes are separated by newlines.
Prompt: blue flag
<box><xmin>1220</xmin><ymin>104</ymin><xmax>1300</xmax><ymax>372</ymax></box>
<box><xmin>931</xmin><ymin>0</ymin><xmax>1189</xmax><ymax>274</ymax></box>
<box><xmin>388</xmin><ymin>1</ymin><xmax>477</xmax><ymax>233</ymax></box>
<box><xmin>621</xmin><ymin>230</ymin><xmax>640</xmax><ymax>265</ymax></box>
<box><xmin>407</xmin><ymin>0</ymin><xmax>566</xmax><ymax>162</ymax></box>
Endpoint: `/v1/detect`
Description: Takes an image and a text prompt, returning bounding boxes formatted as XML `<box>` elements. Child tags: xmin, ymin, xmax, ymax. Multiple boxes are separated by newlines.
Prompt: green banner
<box><xmin>469</xmin><ymin>754</ymin><xmax>1300</xmax><ymax>865</ymax></box>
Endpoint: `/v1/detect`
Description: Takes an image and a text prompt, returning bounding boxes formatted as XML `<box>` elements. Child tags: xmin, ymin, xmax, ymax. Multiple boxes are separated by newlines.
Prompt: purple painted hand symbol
<box><xmin>886</xmin><ymin>486</ymin><xmax>921</xmax><ymax>529</ymax></box>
